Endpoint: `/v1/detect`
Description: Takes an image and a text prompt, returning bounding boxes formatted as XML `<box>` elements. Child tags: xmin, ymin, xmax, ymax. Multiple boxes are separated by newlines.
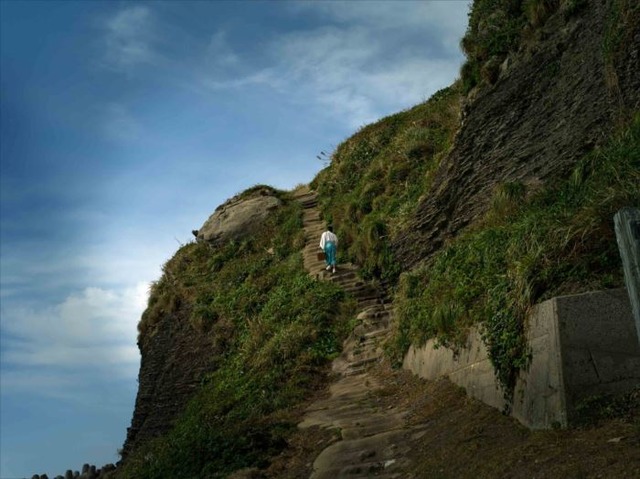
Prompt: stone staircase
<box><xmin>293</xmin><ymin>187</ymin><xmax>424</xmax><ymax>479</ymax></box>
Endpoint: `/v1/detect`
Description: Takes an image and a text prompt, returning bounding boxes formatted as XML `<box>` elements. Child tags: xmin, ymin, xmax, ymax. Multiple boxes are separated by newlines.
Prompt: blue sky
<box><xmin>0</xmin><ymin>1</ymin><xmax>470</xmax><ymax>477</ymax></box>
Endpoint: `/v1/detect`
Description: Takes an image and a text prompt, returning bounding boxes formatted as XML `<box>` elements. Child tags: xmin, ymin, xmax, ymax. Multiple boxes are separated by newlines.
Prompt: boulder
<box><xmin>196</xmin><ymin>187</ymin><xmax>281</xmax><ymax>244</ymax></box>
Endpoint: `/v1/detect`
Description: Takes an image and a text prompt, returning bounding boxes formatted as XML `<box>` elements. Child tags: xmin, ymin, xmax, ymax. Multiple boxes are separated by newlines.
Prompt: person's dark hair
<box><xmin>328</xmin><ymin>225</ymin><xmax>333</xmax><ymax>232</ymax></box>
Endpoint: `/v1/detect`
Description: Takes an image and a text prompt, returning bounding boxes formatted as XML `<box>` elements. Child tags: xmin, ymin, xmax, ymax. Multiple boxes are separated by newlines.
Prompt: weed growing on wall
<box><xmin>391</xmin><ymin>114</ymin><xmax>640</xmax><ymax>397</ymax></box>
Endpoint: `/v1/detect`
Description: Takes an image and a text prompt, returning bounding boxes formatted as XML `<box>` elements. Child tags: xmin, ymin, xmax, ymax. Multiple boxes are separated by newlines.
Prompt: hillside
<box><xmin>105</xmin><ymin>1</ymin><xmax>640</xmax><ymax>478</ymax></box>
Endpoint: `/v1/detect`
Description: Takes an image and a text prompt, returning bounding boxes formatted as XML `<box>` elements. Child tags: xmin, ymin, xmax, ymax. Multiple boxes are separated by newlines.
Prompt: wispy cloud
<box><xmin>206</xmin><ymin>30</ymin><xmax>240</xmax><ymax>68</ymax></box>
<box><xmin>1</xmin><ymin>283</ymin><xmax>146</xmax><ymax>397</ymax></box>
<box><xmin>102</xmin><ymin>6</ymin><xmax>158</xmax><ymax>71</ymax></box>
<box><xmin>195</xmin><ymin>3</ymin><xmax>469</xmax><ymax>128</ymax></box>
<box><xmin>290</xmin><ymin>1</ymin><xmax>470</xmax><ymax>50</ymax></box>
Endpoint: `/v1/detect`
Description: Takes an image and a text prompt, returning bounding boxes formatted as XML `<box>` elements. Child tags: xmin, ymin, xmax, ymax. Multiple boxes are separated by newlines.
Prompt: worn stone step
<box><xmin>356</xmin><ymin>307</ymin><xmax>389</xmax><ymax>320</ymax></box>
<box><xmin>309</xmin><ymin>429</ymin><xmax>416</xmax><ymax>479</ymax></box>
<box><xmin>348</xmin><ymin>342</ymin><xmax>384</xmax><ymax>359</ymax></box>
<box><xmin>353</xmin><ymin>320</ymin><xmax>391</xmax><ymax>337</ymax></box>
<box><xmin>341</xmin><ymin>415</ymin><xmax>407</xmax><ymax>440</ymax></box>
<box><xmin>356</xmin><ymin>299</ymin><xmax>384</xmax><ymax>310</ymax></box>
<box><xmin>296</xmin><ymin>190</ymin><xmax>421</xmax><ymax>479</ymax></box>
<box><xmin>347</xmin><ymin>356</ymin><xmax>380</xmax><ymax>370</ymax></box>
<box><xmin>362</xmin><ymin>328</ymin><xmax>389</xmax><ymax>340</ymax></box>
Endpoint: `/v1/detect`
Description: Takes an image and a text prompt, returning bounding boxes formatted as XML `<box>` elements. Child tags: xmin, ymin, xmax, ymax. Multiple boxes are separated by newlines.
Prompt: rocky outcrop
<box><xmin>120</xmin><ymin>305</ymin><xmax>223</xmax><ymax>461</ymax></box>
<box><xmin>121</xmin><ymin>188</ymin><xmax>283</xmax><ymax>462</ymax></box>
<box><xmin>196</xmin><ymin>186</ymin><xmax>281</xmax><ymax>244</ymax></box>
<box><xmin>393</xmin><ymin>1</ymin><xmax>640</xmax><ymax>269</ymax></box>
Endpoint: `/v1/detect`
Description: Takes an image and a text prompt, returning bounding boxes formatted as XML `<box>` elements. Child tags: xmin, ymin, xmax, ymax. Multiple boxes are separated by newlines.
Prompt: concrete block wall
<box><xmin>403</xmin><ymin>288</ymin><xmax>640</xmax><ymax>429</ymax></box>
<box><xmin>614</xmin><ymin>208</ymin><xmax>640</xmax><ymax>343</ymax></box>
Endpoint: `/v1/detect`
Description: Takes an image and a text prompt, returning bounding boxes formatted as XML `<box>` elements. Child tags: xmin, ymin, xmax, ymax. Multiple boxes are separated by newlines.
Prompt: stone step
<box><xmin>353</xmin><ymin>292</ymin><xmax>383</xmax><ymax>302</ymax></box>
<box><xmin>352</xmin><ymin>324</ymin><xmax>390</xmax><ymax>340</ymax></box>
<box><xmin>337</xmin><ymin>463</ymin><xmax>406</xmax><ymax>478</ymax></box>
<box><xmin>348</xmin><ymin>340</ymin><xmax>384</xmax><ymax>357</ymax></box>
<box><xmin>355</xmin><ymin>316</ymin><xmax>391</xmax><ymax>330</ymax></box>
<box><xmin>356</xmin><ymin>298</ymin><xmax>384</xmax><ymax>310</ymax></box>
<box><xmin>340</xmin><ymin>414</ymin><xmax>407</xmax><ymax>440</ymax></box>
<box><xmin>362</xmin><ymin>328</ymin><xmax>389</xmax><ymax>340</ymax></box>
<box><xmin>296</xmin><ymin>192</ymin><xmax>420</xmax><ymax>479</ymax></box>
<box><xmin>344</xmin><ymin>366</ymin><xmax>368</xmax><ymax>377</ymax></box>
<box><xmin>356</xmin><ymin>307</ymin><xmax>389</xmax><ymax>320</ymax></box>
<box><xmin>346</xmin><ymin>356</ymin><xmax>380</xmax><ymax>370</ymax></box>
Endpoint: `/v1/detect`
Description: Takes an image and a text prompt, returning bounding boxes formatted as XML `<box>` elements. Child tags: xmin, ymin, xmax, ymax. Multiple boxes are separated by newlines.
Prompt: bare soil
<box><xmin>264</xmin><ymin>361</ymin><xmax>640</xmax><ymax>479</ymax></box>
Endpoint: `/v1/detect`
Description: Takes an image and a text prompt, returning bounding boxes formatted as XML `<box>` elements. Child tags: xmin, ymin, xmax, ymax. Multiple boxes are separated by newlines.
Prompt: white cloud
<box><xmin>207</xmin><ymin>30</ymin><xmax>240</xmax><ymax>68</ymax></box>
<box><xmin>1</xmin><ymin>283</ymin><xmax>146</xmax><ymax>395</ymax></box>
<box><xmin>201</xmin><ymin>69</ymin><xmax>279</xmax><ymax>91</ymax></box>
<box><xmin>195</xmin><ymin>3</ymin><xmax>468</xmax><ymax>129</ymax></box>
<box><xmin>265</xmin><ymin>24</ymin><xmax>461</xmax><ymax>128</ymax></box>
<box><xmin>292</xmin><ymin>1</ymin><xmax>470</xmax><ymax>41</ymax></box>
<box><xmin>102</xmin><ymin>6</ymin><xmax>158</xmax><ymax>71</ymax></box>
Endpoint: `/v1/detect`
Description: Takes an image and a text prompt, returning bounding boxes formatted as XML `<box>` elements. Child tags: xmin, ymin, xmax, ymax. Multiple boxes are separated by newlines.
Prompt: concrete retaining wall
<box><xmin>403</xmin><ymin>288</ymin><xmax>640</xmax><ymax>429</ymax></box>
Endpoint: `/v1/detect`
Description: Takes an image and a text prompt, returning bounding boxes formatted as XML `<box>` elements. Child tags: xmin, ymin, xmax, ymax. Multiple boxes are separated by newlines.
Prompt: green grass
<box><xmin>390</xmin><ymin>114</ymin><xmax>640</xmax><ymax>396</ymax></box>
<box><xmin>312</xmin><ymin>84</ymin><xmax>462</xmax><ymax>283</ymax></box>
<box><xmin>460</xmin><ymin>0</ymin><xmax>529</xmax><ymax>92</ymax></box>
<box><xmin>460</xmin><ymin>0</ymin><xmax>639</xmax><ymax>94</ymax></box>
<box><xmin>120</xmin><ymin>191</ymin><xmax>356</xmax><ymax>479</ymax></box>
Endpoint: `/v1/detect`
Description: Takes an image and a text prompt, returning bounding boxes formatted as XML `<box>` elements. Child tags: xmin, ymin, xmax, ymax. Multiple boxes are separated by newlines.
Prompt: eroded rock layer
<box><xmin>393</xmin><ymin>2</ymin><xmax>640</xmax><ymax>269</ymax></box>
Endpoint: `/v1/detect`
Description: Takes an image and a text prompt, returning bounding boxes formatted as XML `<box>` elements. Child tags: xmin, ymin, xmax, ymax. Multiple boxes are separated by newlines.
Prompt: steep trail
<box><xmin>293</xmin><ymin>187</ymin><xmax>425</xmax><ymax>479</ymax></box>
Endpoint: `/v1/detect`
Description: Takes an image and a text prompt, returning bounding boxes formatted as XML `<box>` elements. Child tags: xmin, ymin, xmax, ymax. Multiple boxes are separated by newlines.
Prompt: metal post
<box><xmin>614</xmin><ymin>208</ymin><xmax>640</xmax><ymax>344</ymax></box>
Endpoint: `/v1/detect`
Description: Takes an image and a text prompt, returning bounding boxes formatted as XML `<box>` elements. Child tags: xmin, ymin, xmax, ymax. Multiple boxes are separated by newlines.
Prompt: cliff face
<box><xmin>393</xmin><ymin>1</ymin><xmax>640</xmax><ymax>269</ymax></box>
<box><xmin>121</xmin><ymin>188</ymin><xmax>286</xmax><ymax>462</ymax></box>
<box><xmin>121</xmin><ymin>306</ymin><xmax>222</xmax><ymax>460</ymax></box>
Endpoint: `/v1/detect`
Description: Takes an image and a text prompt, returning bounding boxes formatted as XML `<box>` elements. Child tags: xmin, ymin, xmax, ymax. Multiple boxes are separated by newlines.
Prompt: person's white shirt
<box><xmin>319</xmin><ymin>231</ymin><xmax>338</xmax><ymax>249</ymax></box>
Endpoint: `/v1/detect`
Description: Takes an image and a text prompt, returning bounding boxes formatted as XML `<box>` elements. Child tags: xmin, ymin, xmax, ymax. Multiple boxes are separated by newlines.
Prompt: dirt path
<box><xmin>294</xmin><ymin>187</ymin><xmax>425</xmax><ymax>478</ymax></box>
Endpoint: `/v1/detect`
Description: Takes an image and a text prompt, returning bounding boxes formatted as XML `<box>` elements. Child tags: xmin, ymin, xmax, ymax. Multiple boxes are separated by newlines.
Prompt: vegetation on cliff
<box><xmin>122</xmin><ymin>192</ymin><xmax>355</xmax><ymax>478</ymax></box>
<box><xmin>312</xmin><ymin>0</ymin><xmax>640</xmax><ymax>395</ymax></box>
<box><xmin>459</xmin><ymin>0</ymin><xmax>595</xmax><ymax>92</ymax></box>
<box><xmin>459</xmin><ymin>0</ymin><xmax>640</xmax><ymax>94</ymax></box>
<box><xmin>391</xmin><ymin>114</ymin><xmax>640</xmax><ymax>393</ymax></box>
<box><xmin>312</xmin><ymin>84</ymin><xmax>461</xmax><ymax>283</ymax></box>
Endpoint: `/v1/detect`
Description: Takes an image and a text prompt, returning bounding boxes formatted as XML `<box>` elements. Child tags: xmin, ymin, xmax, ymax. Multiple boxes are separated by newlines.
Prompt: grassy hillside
<box><xmin>391</xmin><ymin>114</ymin><xmax>640</xmax><ymax>393</ymax></box>
<box><xmin>118</xmin><ymin>1</ymin><xmax>640</xmax><ymax>475</ymax></box>
<box><xmin>460</xmin><ymin>0</ymin><xmax>638</xmax><ymax>93</ymax></box>
<box><xmin>121</xmin><ymin>191</ymin><xmax>355</xmax><ymax>478</ymax></box>
<box><xmin>312</xmin><ymin>0</ymin><xmax>640</xmax><ymax>396</ymax></box>
<box><xmin>312</xmin><ymin>84</ymin><xmax>462</xmax><ymax>283</ymax></box>
<box><xmin>313</xmin><ymin>85</ymin><xmax>639</xmax><ymax>397</ymax></box>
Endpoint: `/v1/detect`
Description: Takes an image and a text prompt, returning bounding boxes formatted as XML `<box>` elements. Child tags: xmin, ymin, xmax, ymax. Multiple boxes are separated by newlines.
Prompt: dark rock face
<box><xmin>120</xmin><ymin>307</ymin><xmax>222</xmax><ymax>461</ymax></box>
<box><xmin>393</xmin><ymin>2</ymin><xmax>640</xmax><ymax>269</ymax></box>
